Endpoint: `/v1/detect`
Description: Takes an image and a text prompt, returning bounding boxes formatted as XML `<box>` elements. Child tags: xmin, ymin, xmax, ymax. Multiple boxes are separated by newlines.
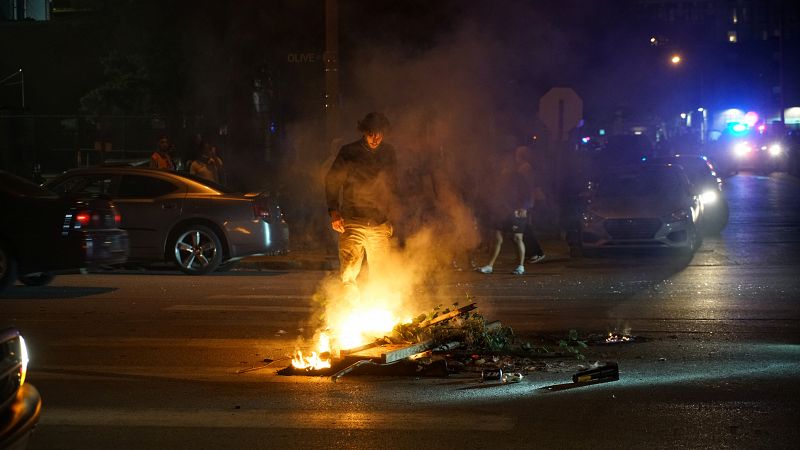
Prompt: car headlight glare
<box><xmin>769</xmin><ymin>144</ymin><xmax>782</xmax><ymax>157</ymax></box>
<box><xmin>733</xmin><ymin>142</ymin><xmax>751</xmax><ymax>158</ymax></box>
<box><xmin>19</xmin><ymin>335</ymin><xmax>29</xmax><ymax>386</ymax></box>
<box><xmin>700</xmin><ymin>190</ymin><xmax>718</xmax><ymax>204</ymax></box>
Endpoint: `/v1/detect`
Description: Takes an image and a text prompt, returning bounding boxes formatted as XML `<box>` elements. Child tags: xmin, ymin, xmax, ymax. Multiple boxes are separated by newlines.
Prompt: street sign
<box><xmin>539</xmin><ymin>87</ymin><xmax>583</xmax><ymax>141</ymax></box>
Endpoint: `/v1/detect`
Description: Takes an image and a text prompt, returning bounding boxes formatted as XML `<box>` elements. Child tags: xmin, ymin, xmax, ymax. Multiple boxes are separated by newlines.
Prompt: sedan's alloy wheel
<box><xmin>173</xmin><ymin>226</ymin><xmax>222</xmax><ymax>275</ymax></box>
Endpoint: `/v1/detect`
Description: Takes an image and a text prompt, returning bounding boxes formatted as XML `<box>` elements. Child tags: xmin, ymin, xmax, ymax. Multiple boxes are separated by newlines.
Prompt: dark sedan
<box><xmin>0</xmin><ymin>170</ymin><xmax>129</xmax><ymax>294</ymax></box>
<box><xmin>46</xmin><ymin>167</ymin><xmax>289</xmax><ymax>275</ymax></box>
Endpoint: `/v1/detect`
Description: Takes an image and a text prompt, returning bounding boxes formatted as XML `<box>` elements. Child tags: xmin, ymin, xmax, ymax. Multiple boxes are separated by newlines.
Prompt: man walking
<box><xmin>325</xmin><ymin>112</ymin><xmax>397</xmax><ymax>292</ymax></box>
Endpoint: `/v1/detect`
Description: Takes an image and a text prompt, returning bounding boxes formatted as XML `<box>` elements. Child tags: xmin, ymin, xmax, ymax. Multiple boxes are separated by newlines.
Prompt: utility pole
<box><xmin>778</xmin><ymin>0</ymin><xmax>785</xmax><ymax>127</ymax></box>
<box><xmin>324</xmin><ymin>0</ymin><xmax>339</xmax><ymax>154</ymax></box>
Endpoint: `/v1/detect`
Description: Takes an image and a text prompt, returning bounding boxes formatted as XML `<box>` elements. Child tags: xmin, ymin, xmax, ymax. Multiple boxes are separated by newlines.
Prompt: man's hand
<box><xmin>330</xmin><ymin>210</ymin><xmax>345</xmax><ymax>233</ymax></box>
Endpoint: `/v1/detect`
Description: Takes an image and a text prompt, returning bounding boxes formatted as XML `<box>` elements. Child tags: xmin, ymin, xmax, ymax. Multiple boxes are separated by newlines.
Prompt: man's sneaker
<box><xmin>512</xmin><ymin>265</ymin><xmax>525</xmax><ymax>275</ymax></box>
<box><xmin>477</xmin><ymin>265</ymin><xmax>493</xmax><ymax>274</ymax></box>
<box><xmin>527</xmin><ymin>254</ymin><xmax>546</xmax><ymax>264</ymax></box>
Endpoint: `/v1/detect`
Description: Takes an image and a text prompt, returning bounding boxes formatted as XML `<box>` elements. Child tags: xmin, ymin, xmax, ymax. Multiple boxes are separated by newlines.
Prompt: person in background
<box><xmin>190</xmin><ymin>144</ymin><xmax>224</xmax><ymax>183</ymax></box>
<box><xmin>149</xmin><ymin>135</ymin><xmax>174</xmax><ymax>170</ymax></box>
<box><xmin>325</xmin><ymin>112</ymin><xmax>398</xmax><ymax>293</ymax></box>
<box><xmin>476</xmin><ymin>156</ymin><xmax>532</xmax><ymax>275</ymax></box>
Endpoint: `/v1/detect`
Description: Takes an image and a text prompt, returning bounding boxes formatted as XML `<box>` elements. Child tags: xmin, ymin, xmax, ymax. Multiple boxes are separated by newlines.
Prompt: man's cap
<box><xmin>357</xmin><ymin>112</ymin><xmax>391</xmax><ymax>134</ymax></box>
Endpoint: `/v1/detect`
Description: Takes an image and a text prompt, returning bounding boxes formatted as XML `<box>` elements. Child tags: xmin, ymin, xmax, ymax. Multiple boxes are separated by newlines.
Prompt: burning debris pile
<box><xmin>278</xmin><ymin>301</ymin><xmax>608</xmax><ymax>382</ymax></box>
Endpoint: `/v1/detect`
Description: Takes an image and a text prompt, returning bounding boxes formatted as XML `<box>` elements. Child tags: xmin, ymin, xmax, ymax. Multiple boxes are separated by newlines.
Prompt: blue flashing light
<box><xmin>581</xmin><ymin>137</ymin><xmax>591</xmax><ymax>144</ymax></box>
<box><xmin>599</xmin><ymin>129</ymin><xmax>606</xmax><ymax>136</ymax></box>
<box><xmin>701</xmin><ymin>155</ymin><xmax>708</xmax><ymax>161</ymax></box>
<box><xmin>641</xmin><ymin>156</ymin><xmax>647</xmax><ymax>161</ymax></box>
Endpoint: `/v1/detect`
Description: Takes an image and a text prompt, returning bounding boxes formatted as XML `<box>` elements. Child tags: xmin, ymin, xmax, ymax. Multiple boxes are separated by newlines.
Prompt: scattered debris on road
<box><xmin>274</xmin><ymin>302</ymin><xmax>628</xmax><ymax>385</ymax></box>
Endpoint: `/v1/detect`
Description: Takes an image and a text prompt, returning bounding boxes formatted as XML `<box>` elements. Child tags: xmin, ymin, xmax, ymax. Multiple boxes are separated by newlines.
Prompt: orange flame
<box><xmin>292</xmin><ymin>333</ymin><xmax>332</xmax><ymax>370</ymax></box>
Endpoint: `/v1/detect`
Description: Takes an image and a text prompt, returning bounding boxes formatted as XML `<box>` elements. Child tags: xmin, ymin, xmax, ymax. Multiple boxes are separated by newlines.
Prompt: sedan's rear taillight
<box><xmin>75</xmin><ymin>211</ymin><xmax>91</xmax><ymax>225</ymax></box>
<box><xmin>70</xmin><ymin>207</ymin><xmax>120</xmax><ymax>229</ymax></box>
<box><xmin>253</xmin><ymin>202</ymin><xmax>271</xmax><ymax>220</ymax></box>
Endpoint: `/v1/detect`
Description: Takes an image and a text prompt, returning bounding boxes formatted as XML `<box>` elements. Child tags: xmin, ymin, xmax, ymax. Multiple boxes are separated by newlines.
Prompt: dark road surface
<box><xmin>2</xmin><ymin>172</ymin><xmax>799</xmax><ymax>449</ymax></box>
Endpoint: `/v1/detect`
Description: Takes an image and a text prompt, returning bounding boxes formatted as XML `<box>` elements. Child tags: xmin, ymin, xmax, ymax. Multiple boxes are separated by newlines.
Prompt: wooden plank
<box><xmin>339</xmin><ymin>339</ymin><xmax>385</xmax><ymax>356</ymax></box>
<box><xmin>418</xmin><ymin>303</ymin><xmax>477</xmax><ymax>328</ymax></box>
<box><xmin>344</xmin><ymin>343</ymin><xmax>410</xmax><ymax>362</ymax></box>
<box><xmin>381</xmin><ymin>339</ymin><xmax>434</xmax><ymax>364</ymax></box>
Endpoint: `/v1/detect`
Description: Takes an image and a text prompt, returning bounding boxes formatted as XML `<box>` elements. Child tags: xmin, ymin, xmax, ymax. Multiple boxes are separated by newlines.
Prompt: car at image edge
<box><xmin>0</xmin><ymin>170</ymin><xmax>129</xmax><ymax>294</ymax></box>
<box><xmin>0</xmin><ymin>327</ymin><xmax>41</xmax><ymax>450</ymax></box>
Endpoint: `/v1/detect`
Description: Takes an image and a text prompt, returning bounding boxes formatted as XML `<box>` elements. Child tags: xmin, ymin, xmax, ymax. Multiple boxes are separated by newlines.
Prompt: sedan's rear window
<box><xmin>181</xmin><ymin>173</ymin><xmax>236</xmax><ymax>194</ymax></box>
<box><xmin>0</xmin><ymin>171</ymin><xmax>56</xmax><ymax>198</ymax></box>
<box><xmin>118</xmin><ymin>175</ymin><xmax>180</xmax><ymax>197</ymax></box>
<box><xmin>49</xmin><ymin>175</ymin><xmax>114</xmax><ymax>196</ymax></box>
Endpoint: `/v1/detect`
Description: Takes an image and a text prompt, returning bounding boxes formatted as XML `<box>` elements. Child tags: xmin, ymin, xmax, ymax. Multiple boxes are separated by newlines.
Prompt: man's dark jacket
<box><xmin>325</xmin><ymin>139</ymin><xmax>397</xmax><ymax>224</ymax></box>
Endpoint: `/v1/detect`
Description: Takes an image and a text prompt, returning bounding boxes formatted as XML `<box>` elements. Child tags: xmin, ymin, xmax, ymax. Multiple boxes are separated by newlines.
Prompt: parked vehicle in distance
<box><xmin>0</xmin><ymin>170</ymin><xmax>129</xmax><ymax>294</ymax></box>
<box><xmin>0</xmin><ymin>327</ymin><xmax>41</xmax><ymax>449</ymax></box>
<box><xmin>46</xmin><ymin>167</ymin><xmax>289</xmax><ymax>275</ymax></box>
<box><xmin>573</xmin><ymin>164</ymin><xmax>702</xmax><ymax>256</ymax></box>
<box><xmin>645</xmin><ymin>154</ymin><xmax>729</xmax><ymax>234</ymax></box>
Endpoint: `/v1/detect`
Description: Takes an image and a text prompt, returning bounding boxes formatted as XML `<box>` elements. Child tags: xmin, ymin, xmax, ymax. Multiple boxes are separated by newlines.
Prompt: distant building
<box><xmin>0</xmin><ymin>0</ymin><xmax>49</xmax><ymax>21</ymax></box>
<box><xmin>637</xmin><ymin>0</ymin><xmax>799</xmax><ymax>124</ymax></box>
<box><xmin>638</xmin><ymin>0</ymin><xmax>799</xmax><ymax>43</ymax></box>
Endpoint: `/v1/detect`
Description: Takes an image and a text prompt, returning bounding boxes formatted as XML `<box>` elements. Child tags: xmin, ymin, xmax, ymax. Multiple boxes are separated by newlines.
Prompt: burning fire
<box><xmin>604</xmin><ymin>332</ymin><xmax>632</xmax><ymax>343</ymax></box>
<box><xmin>292</xmin><ymin>333</ymin><xmax>332</xmax><ymax>370</ymax></box>
<box><xmin>290</xmin><ymin>306</ymin><xmax>407</xmax><ymax>371</ymax></box>
<box><xmin>336</xmin><ymin>307</ymin><xmax>401</xmax><ymax>349</ymax></box>
<box><xmin>291</xmin><ymin>254</ymin><xmax>420</xmax><ymax>371</ymax></box>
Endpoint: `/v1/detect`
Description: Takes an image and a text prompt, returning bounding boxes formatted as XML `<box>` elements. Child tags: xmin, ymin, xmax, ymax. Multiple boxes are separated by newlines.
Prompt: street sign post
<box><xmin>538</xmin><ymin>87</ymin><xmax>583</xmax><ymax>234</ymax></box>
<box><xmin>538</xmin><ymin>87</ymin><xmax>583</xmax><ymax>142</ymax></box>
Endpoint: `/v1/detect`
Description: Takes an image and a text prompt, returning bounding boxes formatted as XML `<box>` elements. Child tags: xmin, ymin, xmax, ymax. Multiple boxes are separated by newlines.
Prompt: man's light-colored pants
<box><xmin>339</xmin><ymin>220</ymin><xmax>393</xmax><ymax>287</ymax></box>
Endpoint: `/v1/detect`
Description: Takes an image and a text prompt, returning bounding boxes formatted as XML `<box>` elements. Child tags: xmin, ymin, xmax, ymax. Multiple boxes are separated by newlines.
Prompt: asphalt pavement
<box><xmin>237</xmin><ymin>237</ymin><xmax>570</xmax><ymax>272</ymax></box>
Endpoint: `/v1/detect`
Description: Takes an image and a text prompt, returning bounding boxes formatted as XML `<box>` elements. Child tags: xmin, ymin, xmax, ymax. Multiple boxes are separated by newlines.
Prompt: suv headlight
<box><xmin>664</xmin><ymin>208</ymin><xmax>690</xmax><ymax>223</ymax></box>
<box><xmin>769</xmin><ymin>143</ymin><xmax>782</xmax><ymax>157</ymax></box>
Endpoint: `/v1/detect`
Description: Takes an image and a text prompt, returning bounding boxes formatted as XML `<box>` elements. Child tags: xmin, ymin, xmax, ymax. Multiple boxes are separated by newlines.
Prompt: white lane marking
<box><xmin>205</xmin><ymin>294</ymin><xmax>313</xmax><ymax>300</ymax></box>
<box><xmin>46</xmin><ymin>337</ymin><xmax>290</xmax><ymax>347</ymax></box>
<box><xmin>165</xmin><ymin>305</ymin><xmax>313</xmax><ymax>312</ymax></box>
<box><xmin>39</xmin><ymin>408</ymin><xmax>514</xmax><ymax>431</ymax></box>
<box><xmin>31</xmin><ymin>365</ymin><xmax>251</xmax><ymax>381</ymax></box>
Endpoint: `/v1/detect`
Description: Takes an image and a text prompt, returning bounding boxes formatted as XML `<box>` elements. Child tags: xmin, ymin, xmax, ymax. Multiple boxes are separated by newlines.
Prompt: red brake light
<box><xmin>114</xmin><ymin>213</ymin><xmax>121</xmax><ymax>225</ymax></box>
<box><xmin>253</xmin><ymin>203</ymin><xmax>270</xmax><ymax>220</ymax></box>
<box><xmin>75</xmin><ymin>211</ymin><xmax>91</xmax><ymax>225</ymax></box>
